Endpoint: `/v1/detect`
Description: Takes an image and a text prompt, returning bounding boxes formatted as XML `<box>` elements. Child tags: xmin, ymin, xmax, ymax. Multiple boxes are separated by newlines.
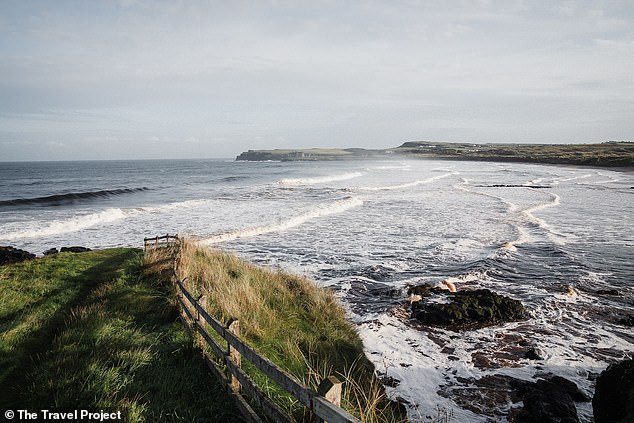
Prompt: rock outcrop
<box><xmin>509</xmin><ymin>375</ymin><xmax>589</xmax><ymax>423</ymax></box>
<box><xmin>0</xmin><ymin>246</ymin><xmax>35</xmax><ymax>265</ymax></box>
<box><xmin>593</xmin><ymin>358</ymin><xmax>634</xmax><ymax>423</ymax></box>
<box><xmin>60</xmin><ymin>246</ymin><xmax>92</xmax><ymax>253</ymax></box>
<box><xmin>409</xmin><ymin>285</ymin><xmax>526</xmax><ymax>329</ymax></box>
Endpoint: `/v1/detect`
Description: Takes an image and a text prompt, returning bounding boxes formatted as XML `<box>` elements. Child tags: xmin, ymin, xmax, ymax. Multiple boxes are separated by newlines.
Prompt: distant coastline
<box><xmin>236</xmin><ymin>141</ymin><xmax>634</xmax><ymax>168</ymax></box>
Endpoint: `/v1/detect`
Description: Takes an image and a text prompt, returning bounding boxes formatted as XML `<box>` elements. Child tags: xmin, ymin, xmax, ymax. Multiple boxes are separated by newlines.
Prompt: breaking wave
<box><xmin>1</xmin><ymin>208</ymin><xmax>131</xmax><ymax>240</ymax></box>
<box><xmin>0</xmin><ymin>187</ymin><xmax>150</xmax><ymax>207</ymax></box>
<box><xmin>277</xmin><ymin>172</ymin><xmax>363</xmax><ymax>186</ymax></box>
<box><xmin>200</xmin><ymin>196</ymin><xmax>363</xmax><ymax>244</ymax></box>
<box><xmin>360</xmin><ymin>173</ymin><xmax>456</xmax><ymax>191</ymax></box>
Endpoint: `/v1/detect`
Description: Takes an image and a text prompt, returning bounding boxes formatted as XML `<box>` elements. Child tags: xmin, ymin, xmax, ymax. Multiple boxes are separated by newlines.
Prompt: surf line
<box><xmin>199</xmin><ymin>196</ymin><xmax>363</xmax><ymax>244</ymax></box>
<box><xmin>277</xmin><ymin>172</ymin><xmax>364</xmax><ymax>186</ymax></box>
<box><xmin>359</xmin><ymin>172</ymin><xmax>457</xmax><ymax>191</ymax></box>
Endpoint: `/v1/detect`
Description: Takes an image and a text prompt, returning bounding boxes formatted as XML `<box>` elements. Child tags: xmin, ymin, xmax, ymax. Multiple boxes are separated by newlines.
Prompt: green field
<box><xmin>0</xmin><ymin>249</ymin><xmax>242</xmax><ymax>422</ymax></box>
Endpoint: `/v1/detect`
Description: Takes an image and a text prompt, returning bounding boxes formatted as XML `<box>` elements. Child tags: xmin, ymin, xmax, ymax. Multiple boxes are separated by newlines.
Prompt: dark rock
<box><xmin>617</xmin><ymin>315</ymin><xmax>634</xmax><ymax>327</ymax></box>
<box><xmin>407</xmin><ymin>283</ymin><xmax>446</xmax><ymax>298</ymax></box>
<box><xmin>0</xmin><ymin>246</ymin><xmax>35</xmax><ymax>265</ymax></box>
<box><xmin>410</xmin><ymin>287</ymin><xmax>525</xmax><ymax>329</ymax></box>
<box><xmin>43</xmin><ymin>248</ymin><xmax>59</xmax><ymax>256</ymax></box>
<box><xmin>517</xmin><ymin>388</ymin><xmax>579</xmax><ymax>423</ymax></box>
<box><xmin>512</xmin><ymin>375</ymin><xmax>587</xmax><ymax>423</ymax></box>
<box><xmin>378</xmin><ymin>374</ymin><xmax>400</xmax><ymax>388</ymax></box>
<box><xmin>524</xmin><ymin>347</ymin><xmax>544</xmax><ymax>360</ymax></box>
<box><xmin>60</xmin><ymin>246</ymin><xmax>92</xmax><ymax>253</ymax></box>
<box><xmin>596</xmin><ymin>289</ymin><xmax>622</xmax><ymax>296</ymax></box>
<box><xmin>537</xmin><ymin>376</ymin><xmax>590</xmax><ymax>402</ymax></box>
<box><xmin>593</xmin><ymin>358</ymin><xmax>634</xmax><ymax>423</ymax></box>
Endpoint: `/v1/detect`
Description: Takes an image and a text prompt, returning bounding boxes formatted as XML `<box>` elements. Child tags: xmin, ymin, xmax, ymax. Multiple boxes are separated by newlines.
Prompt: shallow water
<box><xmin>1</xmin><ymin>158</ymin><xmax>632</xmax><ymax>421</ymax></box>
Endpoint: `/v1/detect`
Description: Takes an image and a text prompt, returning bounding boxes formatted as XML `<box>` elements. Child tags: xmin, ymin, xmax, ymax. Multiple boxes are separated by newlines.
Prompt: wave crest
<box><xmin>200</xmin><ymin>196</ymin><xmax>363</xmax><ymax>244</ymax></box>
<box><xmin>0</xmin><ymin>187</ymin><xmax>150</xmax><ymax>207</ymax></box>
<box><xmin>277</xmin><ymin>172</ymin><xmax>363</xmax><ymax>186</ymax></box>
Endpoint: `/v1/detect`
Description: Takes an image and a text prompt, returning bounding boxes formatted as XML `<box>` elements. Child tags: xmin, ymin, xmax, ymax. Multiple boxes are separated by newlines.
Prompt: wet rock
<box><xmin>512</xmin><ymin>376</ymin><xmax>588</xmax><ymax>423</ymax></box>
<box><xmin>596</xmin><ymin>289</ymin><xmax>622</xmax><ymax>296</ymax></box>
<box><xmin>43</xmin><ymin>248</ymin><xmax>59</xmax><ymax>256</ymax></box>
<box><xmin>0</xmin><ymin>246</ymin><xmax>35</xmax><ymax>265</ymax></box>
<box><xmin>517</xmin><ymin>388</ymin><xmax>579</xmax><ymax>423</ymax></box>
<box><xmin>410</xmin><ymin>287</ymin><xmax>525</xmax><ymax>329</ymax></box>
<box><xmin>617</xmin><ymin>315</ymin><xmax>634</xmax><ymax>327</ymax></box>
<box><xmin>593</xmin><ymin>358</ymin><xmax>634</xmax><ymax>423</ymax></box>
<box><xmin>378</xmin><ymin>374</ymin><xmax>400</xmax><ymax>388</ymax></box>
<box><xmin>524</xmin><ymin>347</ymin><xmax>544</xmax><ymax>360</ymax></box>
<box><xmin>60</xmin><ymin>246</ymin><xmax>92</xmax><ymax>253</ymax></box>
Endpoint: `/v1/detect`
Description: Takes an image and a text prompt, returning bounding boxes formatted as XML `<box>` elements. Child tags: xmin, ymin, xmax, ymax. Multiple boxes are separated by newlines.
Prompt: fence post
<box><xmin>155</xmin><ymin>235</ymin><xmax>159</xmax><ymax>248</ymax></box>
<box><xmin>312</xmin><ymin>376</ymin><xmax>343</xmax><ymax>423</ymax></box>
<box><xmin>227</xmin><ymin>318</ymin><xmax>241</xmax><ymax>393</ymax></box>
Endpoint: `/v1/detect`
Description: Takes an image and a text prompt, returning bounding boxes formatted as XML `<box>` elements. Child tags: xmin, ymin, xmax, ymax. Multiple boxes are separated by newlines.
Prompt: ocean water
<box><xmin>1</xmin><ymin>158</ymin><xmax>632</xmax><ymax>421</ymax></box>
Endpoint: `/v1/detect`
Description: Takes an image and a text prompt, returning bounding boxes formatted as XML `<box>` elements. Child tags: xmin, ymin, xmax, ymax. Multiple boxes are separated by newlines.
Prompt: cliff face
<box><xmin>235</xmin><ymin>148</ymin><xmax>389</xmax><ymax>161</ymax></box>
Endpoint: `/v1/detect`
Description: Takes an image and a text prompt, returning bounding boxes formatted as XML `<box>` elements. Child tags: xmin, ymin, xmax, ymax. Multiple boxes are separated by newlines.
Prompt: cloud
<box><xmin>0</xmin><ymin>0</ymin><xmax>632</xmax><ymax>160</ymax></box>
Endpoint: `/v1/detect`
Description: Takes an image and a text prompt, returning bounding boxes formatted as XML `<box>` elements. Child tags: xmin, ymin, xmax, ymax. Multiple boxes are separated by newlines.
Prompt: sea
<box><xmin>1</xmin><ymin>158</ymin><xmax>632</xmax><ymax>422</ymax></box>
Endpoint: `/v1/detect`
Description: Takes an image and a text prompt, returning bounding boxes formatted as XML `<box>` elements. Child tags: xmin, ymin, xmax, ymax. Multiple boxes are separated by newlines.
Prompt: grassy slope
<box><xmin>0</xmin><ymin>249</ymin><xmax>242</xmax><ymax>422</ymax></box>
<box><xmin>394</xmin><ymin>141</ymin><xmax>634</xmax><ymax>167</ymax></box>
<box><xmin>177</xmin><ymin>241</ymin><xmax>406</xmax><ymax>422</ymax></box>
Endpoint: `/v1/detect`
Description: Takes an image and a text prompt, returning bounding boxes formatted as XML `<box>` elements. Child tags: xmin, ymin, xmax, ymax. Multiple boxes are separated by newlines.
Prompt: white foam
<box><xmin>277</xmin><ymin>172</ymin><xmax>363</xmax><ymax>186</ymax></box>
<box><xmin>140</xmin><ymin>198</ymin><xmax>212</xmax><ymax>213</ymax></box>
<box><xmin>360</xmin><ymin>172</ymin><xmax>456</xmax><ymax>191</ymax></box>
<box><xmin>200</xmin><ymin>196</ymin><xmax>363</xmax><ymax>244</ymax></box>
<box><xmin>1</xmin><ymin>208</ymin><xmax>130</xmax><ymax>240</ymax></box>
<box><xmin>358</xmin><ymin>314</ymin><xmax>487</xmax><ymax>422</ymax></box>
<box><xmin>557</xmin><ymin>174</ymin><xmax>592</xmax><ymax>183</ymax></box>
<box><xmin>371</xmin><ymin>163</ymin><xmax>412</xmax><ymax>170</ymax></box>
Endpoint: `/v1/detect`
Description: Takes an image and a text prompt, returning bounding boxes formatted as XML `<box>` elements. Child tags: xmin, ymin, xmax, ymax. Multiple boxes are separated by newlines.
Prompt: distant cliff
<box><xmin>236</xmin><ymin>147</ymin><xmax>390</xmax><ymax>161</ymax></box>
<box><xmin>236</xmin><ymin>141</ymin><xmax>634</xmax><ymax>167</ymax></box>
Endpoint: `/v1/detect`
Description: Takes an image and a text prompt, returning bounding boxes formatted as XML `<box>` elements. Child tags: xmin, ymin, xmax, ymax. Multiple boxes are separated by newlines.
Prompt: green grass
<box><xmin>176</xmin><ymin>240</ymin><xmax>407</xmax><ymax>422</ymax></box>
<box><xmin>0</xmin><ymin>249</ymin><xmax>243</xmax><ymax>422</ymax></box>
<box><xmin>394</xmin><ymin>141</ymin><xmax>634</xmax><ymax>167</ymax></box>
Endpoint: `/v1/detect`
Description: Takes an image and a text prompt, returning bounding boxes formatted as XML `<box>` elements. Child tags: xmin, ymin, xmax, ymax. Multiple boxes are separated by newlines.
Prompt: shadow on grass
<box><xmin>1</xmin><ymin>250</ymin><xmax>135</xmax><ymax>409</ymax></box>
<box><xmin>1</xmin><ymin>250</ymin><xmax>243</xmax><ymax>422</ymax></box>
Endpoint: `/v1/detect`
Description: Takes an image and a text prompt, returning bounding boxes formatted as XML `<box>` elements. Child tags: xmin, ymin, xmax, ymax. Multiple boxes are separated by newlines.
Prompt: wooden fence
<box><xmin>173</xmin><ymin>275</ymin><xmax>362</xmax><ymax>423</ymax></box>
<box><xmin>143</xmin><ymin>234</ymin><xmax>179</xmax><ymax>250</ymax></box>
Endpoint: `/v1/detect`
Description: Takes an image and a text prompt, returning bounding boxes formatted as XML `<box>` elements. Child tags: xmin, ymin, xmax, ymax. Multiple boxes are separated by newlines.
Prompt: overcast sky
<box><xmin>1</xmin><ymin>1</ymin><xmax>633</xmax><ymax>160</ymax></box>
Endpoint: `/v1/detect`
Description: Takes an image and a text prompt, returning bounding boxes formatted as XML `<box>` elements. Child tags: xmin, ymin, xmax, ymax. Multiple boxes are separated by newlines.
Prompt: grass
<box><xmin>0</xmin><ymin>248</ymin><xmax>243</xmax><ymax>422</ymax></box>
<box><xmin>175</xmin><ymin>240</ymin><xmax>407</xmax><ymax>422</ymax></box>
<box><xmin>394</xmin><ymin>141</ymin><xmax>634</xmax><ymax>167</ymax></box>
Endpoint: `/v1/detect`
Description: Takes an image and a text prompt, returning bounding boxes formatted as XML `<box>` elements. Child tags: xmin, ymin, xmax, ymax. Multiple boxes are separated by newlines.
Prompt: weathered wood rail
<box><xmin>174</xmin><ymin>275</ymin><xmax>362</xmax><ymax>423</ymax></box>
<box><xmin>143</xmin><ymin>234</ymin><xmax>179</xmax><ymax>250</ymax></box>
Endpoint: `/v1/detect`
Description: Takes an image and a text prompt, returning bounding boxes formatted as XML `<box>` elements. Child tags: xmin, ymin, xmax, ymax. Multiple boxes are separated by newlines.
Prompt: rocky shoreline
<box><xmin>393</xmin><ymin>282</ymin><xmax>634</xmax><ymax>422</ymax></box>
<box><xmin>0</xmin><ymin>245</ymin><xmax>92</xmax><ymax>265</ymax></box>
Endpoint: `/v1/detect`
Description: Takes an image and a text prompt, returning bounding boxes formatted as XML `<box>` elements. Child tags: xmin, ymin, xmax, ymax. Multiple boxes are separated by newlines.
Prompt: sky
<box><xmin>1</xmin><ymin>1</ymin><xmax>633</xmax><ymax>160</ymax></box>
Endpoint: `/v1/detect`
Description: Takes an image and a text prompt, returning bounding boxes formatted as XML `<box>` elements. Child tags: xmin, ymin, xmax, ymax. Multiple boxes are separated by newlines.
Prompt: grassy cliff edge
<box><xmin>1</xmin><ymin>244</ymin><xmax>406</xmax><ymax>422</ymax></box>
<box><xmin>174</xmin><ymin>240</ymin><xmax>406</xmax><ymax>422</ymax></box>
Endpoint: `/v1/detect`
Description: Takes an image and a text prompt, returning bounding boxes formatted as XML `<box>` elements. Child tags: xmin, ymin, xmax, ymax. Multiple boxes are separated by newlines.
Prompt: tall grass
<box><xmin>175</xmin><ymin>240</ymin><xmax>407</xmax><ymax>422</ymax></box>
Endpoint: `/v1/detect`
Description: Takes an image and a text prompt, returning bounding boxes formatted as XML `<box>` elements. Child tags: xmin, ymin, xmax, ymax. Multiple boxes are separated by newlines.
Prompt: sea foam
<box><xmin>1</xmin><ymin>208</ymin><xmax>130</xmax><ymax>240</ymax></box>
<box><xmin>277</xmin><ymin>172</ymin><xmax>363</xmax><ymax>186</ymax></box>
<box><xmin>200</xmin><ymin>196</ymin><xmax>363</xmax><ymax>244</ymax></box>
<box><xmin>360</xmin><ymin>172</ymin><xmax>456</xmax><ymax>191</ymax></box>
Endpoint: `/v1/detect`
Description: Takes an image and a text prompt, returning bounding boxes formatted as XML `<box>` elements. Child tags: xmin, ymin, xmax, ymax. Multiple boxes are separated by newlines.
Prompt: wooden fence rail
<box><xmin>173</xmin><ymin>277</ymin><xmax>361</xmax><ymax>423</ymax></box>
<box><xmin>143</xmin><ymin>234</ymin><xmax>179</xmax><ymax>250</ymax></box>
